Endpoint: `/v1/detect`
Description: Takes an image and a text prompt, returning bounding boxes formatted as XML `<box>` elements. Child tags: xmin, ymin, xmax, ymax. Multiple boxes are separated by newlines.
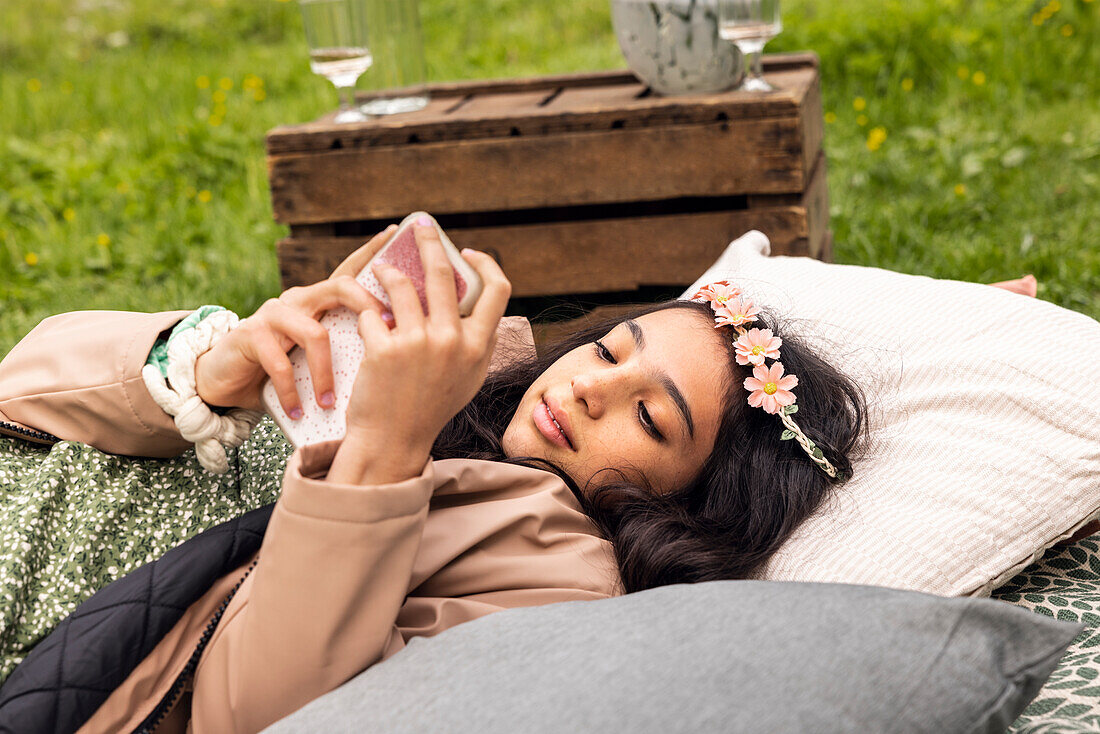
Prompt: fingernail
<box><xmin>416</xmin><ymin>215</ymin><xmax>432</xmax><ymax>227</ymax></box>
<box><xmin>461</xmin><ymin>247</ymin><xmax>474</xmax><ymax>255</ymax></box>
<box><xmin>289</xmin><ymin>407</ymin><xmax>303</xmax><ymax>420</ymax></box>
<box><xmin>381</xmin><ymin>310</ymin><xmax>395</xmax><ymax>325</ymax></box>
<box><xmin>319</xmin><ymin>391</ymin><xmax>335</xmax><ymax>408</ymax></box>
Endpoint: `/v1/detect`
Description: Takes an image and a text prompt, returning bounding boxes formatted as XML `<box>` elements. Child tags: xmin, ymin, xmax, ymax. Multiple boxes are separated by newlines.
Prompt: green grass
<box><xmin>1</xmin><ymin>0</ymin><xmax>1097</xmax><ymax>358</ymax></box>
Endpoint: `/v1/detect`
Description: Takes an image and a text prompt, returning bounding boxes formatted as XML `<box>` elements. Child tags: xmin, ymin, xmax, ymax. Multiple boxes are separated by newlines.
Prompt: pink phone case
<box><xmin>261</xmin><ymin>211</ymin><xmax>484</xmax><ymax>448</ymax></box>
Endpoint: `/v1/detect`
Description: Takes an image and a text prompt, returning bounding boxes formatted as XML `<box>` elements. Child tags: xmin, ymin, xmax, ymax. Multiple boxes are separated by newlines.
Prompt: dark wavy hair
<box><xmin>432</xmin><ymin>299</ymin><xmax>868</xmax><ymax>595</ymax></box>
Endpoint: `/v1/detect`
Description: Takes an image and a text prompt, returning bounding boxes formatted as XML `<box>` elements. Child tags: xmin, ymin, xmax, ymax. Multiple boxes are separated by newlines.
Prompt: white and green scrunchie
<box><xmin>142</xmin><ymin>306</ymin><xmax>263</xmax><ymax>474</ymax></box>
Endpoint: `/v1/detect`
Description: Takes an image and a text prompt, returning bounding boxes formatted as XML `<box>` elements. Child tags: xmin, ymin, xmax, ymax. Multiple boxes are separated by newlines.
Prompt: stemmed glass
<box><xmin>299</xmin><ymin>0</ymin><xmax>373</xmax><ymax>123</ymax></box>
<box><xmin>716</xmin><ymin>0</ymin><xmax>782</xmax><ymax>92</ymax></box>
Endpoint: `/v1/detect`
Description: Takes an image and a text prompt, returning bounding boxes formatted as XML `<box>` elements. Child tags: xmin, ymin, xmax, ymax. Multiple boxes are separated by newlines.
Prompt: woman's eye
<box><xmin>638</xmin><ymin>402</ymin><xmax>664</xmax><ymax>441</ymax></box>
<box><xmin>593</xmin><ymin>340</ymin><xmax>616</xmax><ymax>364</ymax></box>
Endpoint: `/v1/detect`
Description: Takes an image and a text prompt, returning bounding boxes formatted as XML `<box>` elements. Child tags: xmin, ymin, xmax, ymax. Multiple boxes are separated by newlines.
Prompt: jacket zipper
<box><xmin>0</xmin><ymin>419</ymin><xmax>59</xmax><ymax>446</ymax></box>
<box><xmin>132</xmin><ymin>555</ymin><xmax>260</xmax><ymax>734</ymax></box>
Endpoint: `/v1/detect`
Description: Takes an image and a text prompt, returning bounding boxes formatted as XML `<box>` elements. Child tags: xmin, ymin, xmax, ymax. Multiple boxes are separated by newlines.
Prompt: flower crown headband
<box><xmin>691</xmin><ymin>281</ymin><xmax>838</xmax><ymax>479</ymax></box>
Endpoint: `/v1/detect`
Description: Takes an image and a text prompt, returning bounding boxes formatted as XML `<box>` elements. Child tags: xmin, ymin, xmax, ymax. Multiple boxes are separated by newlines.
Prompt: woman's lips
<box><xmin>534</xmin><ymin>398</ymin><xmax>574</xmax><ymax>450</ymax></box>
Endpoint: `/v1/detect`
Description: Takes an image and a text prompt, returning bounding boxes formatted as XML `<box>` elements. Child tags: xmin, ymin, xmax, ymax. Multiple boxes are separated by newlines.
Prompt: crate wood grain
<box><xmin>276</xmin><ymin>151</ymin><xmax>829</xmax><ymax>295</ymax></box>
<box><xmin>267</xmin><ymin>53</ymin><xmax>823</xmax><ymax>227</ymax></box>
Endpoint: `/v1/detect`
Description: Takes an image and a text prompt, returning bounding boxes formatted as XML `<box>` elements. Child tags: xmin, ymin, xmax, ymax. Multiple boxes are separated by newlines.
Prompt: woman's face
<box><xmin>502</xmin><ymin>308</ymin><xmax>731</xmax><ymax>496</ymax></box>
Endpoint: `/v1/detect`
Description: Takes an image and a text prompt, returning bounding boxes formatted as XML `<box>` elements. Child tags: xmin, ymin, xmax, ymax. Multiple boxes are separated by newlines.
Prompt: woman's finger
<box><xmin>356</xmin><ymin>306</ymin><xmax>390</xmax><ymax>350</ymax></box>
<box><xmin>265</xmin><ymin>300</ymin><xmax>337</xmax><ymax>409</ymax></box>
<box><xmin>372</xmin><ymin>260</ymin><xmax>426</xmax><ymax>331</ymax></box>
<box><xmin>461</xmin><ymin>248</ymin><xmax>512</xmax><ymax>344</ymax></box>
<box><xmin>251</xmin><ymin>327</ymin><xmax>304</xmax><ymax>419</ymax></box>
<box><xmin>414</xmin><ymin>220</ymin><xmax>460</xmax><ymax>327</ymax></box>
<box><xmin>329</xmin><ymin>224</ymin><xmax>399</xmax><ymax>280</ymax></box>
<box><xmin>286</xmin><ymin>275</ymin><xmax>387</xmax><ymax>322</ymax></box>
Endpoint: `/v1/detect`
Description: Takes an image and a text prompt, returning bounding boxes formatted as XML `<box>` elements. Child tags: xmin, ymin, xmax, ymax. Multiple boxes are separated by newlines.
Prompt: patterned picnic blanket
<box><xmin>995</xmin><ymin>531</ymin><xmax>1100</xmax><ymax>733</ymax></box>
<box><xmin>1</xmin><ymin>421</ymin><xmax>1098</xmax><ymax>732</ymax></box>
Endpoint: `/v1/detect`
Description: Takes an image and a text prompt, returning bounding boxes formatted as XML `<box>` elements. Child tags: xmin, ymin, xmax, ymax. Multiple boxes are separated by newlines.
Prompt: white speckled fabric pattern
<box><xmin>0</xmin><ymin>416</ymin><xmax>292</xmax><ymax>685</ymax></box>
<box><xmin>682</xmin><ymin>231</ymin><xmax>1100</xmax><ymax>597</ymax></box>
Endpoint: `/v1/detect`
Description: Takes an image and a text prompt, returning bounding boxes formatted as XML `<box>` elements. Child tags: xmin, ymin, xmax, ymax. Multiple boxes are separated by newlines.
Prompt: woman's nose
<box><xmin>571</xmin><ymin>372</ymin><xmax>612</xmax><ymax>419</ymax></box>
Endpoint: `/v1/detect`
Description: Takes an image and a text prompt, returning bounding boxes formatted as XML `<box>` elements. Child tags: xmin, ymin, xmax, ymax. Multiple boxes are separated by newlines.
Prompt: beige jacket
<box><xmin>0</xmin><ymin>310</ymin><xmax>622</xmax><ymax>734</ymax></box>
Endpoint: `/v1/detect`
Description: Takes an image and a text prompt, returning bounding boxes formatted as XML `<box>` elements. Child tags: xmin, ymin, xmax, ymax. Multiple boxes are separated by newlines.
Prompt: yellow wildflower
<box><xmin>824</xmin><ymin>111</ymin><xmax>837</xmax><ymax>124</ymax></box>
<box><xmin>62</xmin><ymin>208</ymin><xmax>76</xmax><ymax>222</ymax></box>
<box><xmin>1061</xmin><ymin>24</ymin><xmax>1074</xmax><ymax>36</ymax></box>
<box><xmin>252</xmin><ymin>89</ymin><xmax>266</xmax><ymax>102</ymax></box>
<box><xmin>901</xmin><ymin>78</ymin><xmax>914</xmax><ymax>92</ymax></box>
<box><xmin>957</xmin><ymin>66</ymin><xmax>970</xmax><ymax>80</ymax></box>
<box><xmin>213</xmin><ymin>103</ymin><xmax>228</xmax><ymax>117</ymax></box>
<box><xmin>972</xmin><ymin>71</ymin><xmax>986</xmax><ymax>86</ymax></box>
<box><xmin>1032</xmin><ymin>13</ymin><xmax>1044</xmax><ymax>24</ymax></box>
<box><xmin>954</xmin><ymin>183</ymin><xmax>967</xmax><ymax>196</ymax></box>
<box><xmin>96</xmin><ymin>233</ymin><xmax>111</xmax><ymax>246</ymax></box>
<box><xmin>1047</xmin><ymin>0</ymin><xmax>1061</xmax><ymax>11</ymax></box>
<box><xmin>219</xmin><ymin>77</ymin><xmax>233</xmax><ymax>90</ymax></box>
<box><xmin>853</xmin><ymin>97</ymin><xmax>866</xmax><ymax>111</ymax></box>
<box><xmin>196</xmin><ymin>75</ymin><xmax>210</xmax><ymax>89</ymax></box>
<box><xmin>24</xmin><ymin>252</ymin><xmax>39</xmax><ymax>266</ymax></box>
<box><xmin>856</xmin><ymin>114</ymin><xmax>869</xmax><ymax>126</ymax></box>
<box><xmin>198</xmin><ymin>190</ymin><xmax>213</xmax><ymax>203</ymax></box>
<box><xmin>27</xmin><ymin>78</ymin><xmax>42</xmax><ymax>93</ymax></box>
<box><xmin>866</xmin><ymin>126</ymin><xmax>887</xmax><ymax>152</ymax></box>
<box><xmin>212</xmin><ymin>90</ymin><xmax>227</xmax><ymax>104</ymax></box>
<box><xmin>209</xmin><ymin>116</ymin><xmax>223</xmax><ymax>127</ymax></box>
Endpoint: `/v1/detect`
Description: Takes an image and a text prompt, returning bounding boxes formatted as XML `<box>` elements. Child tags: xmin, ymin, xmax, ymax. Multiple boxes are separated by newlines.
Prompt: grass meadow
<box><xmin>1</xmin><ymin>0</ymin><xmax>1097</xmax><ymax>357</ymax></box>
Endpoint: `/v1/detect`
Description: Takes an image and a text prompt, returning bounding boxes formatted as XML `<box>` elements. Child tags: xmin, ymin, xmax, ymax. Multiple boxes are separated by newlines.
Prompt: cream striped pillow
<box><xmin>682</xmin><ymin>231</ymin><xmax>1100</xmax><ymax>597</ymax></box>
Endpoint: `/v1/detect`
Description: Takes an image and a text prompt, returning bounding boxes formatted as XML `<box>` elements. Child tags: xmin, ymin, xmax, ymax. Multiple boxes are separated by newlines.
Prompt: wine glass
<box><xmin>716</xmin><ymin>0</ymin><xmax>782</xmax><ymax>92</ymax></box>
<box><xmin>299</xmin><ymin>0</ymin><xmax>373</xmax><ymax>124</ymax></box>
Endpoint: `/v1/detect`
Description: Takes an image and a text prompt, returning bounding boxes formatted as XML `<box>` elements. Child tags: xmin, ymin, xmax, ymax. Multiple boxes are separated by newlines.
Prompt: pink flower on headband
<box><xmin>713</xmin><ymin>296</ymin><xmax>760</xmax><ymax>328</ymax></box>
<box><xmin>694</xmin><ymin>280</ymin><xmax>761</xmax><ymax>330</ymax></box>
<box><xmin>693</xmin><ymin>280</ymin><xmax>742</xmax><ymax>304</ymax></box>
<box><xmin>734</xmin><ymin>328</ymin><xmax>782</xmax><ymax>366</ymax></box>
<box><xmin>744</xmin><ymin>362</ymin><xmax>798</xmax><ymax>415</ymax></box>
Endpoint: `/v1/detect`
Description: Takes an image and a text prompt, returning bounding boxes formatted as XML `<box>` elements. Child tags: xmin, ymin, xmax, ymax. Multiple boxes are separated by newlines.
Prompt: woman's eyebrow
<box><xmin>623</xmin><ymin>319</ymin><xmax>695</xmax><ymax>441</ymax></box>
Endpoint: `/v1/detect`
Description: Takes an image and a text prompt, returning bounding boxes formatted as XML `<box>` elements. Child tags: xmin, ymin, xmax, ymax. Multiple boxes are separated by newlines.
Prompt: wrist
<box><xmin>327</xmin><ymin>430</ymin><xmax>432</xmax><ymax>486</ymax></box>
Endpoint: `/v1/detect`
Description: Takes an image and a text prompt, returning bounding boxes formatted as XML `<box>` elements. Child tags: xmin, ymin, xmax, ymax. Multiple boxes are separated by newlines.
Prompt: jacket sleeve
<box><xmin>189</xmin><ymin>441</ymin><xmax>438</xmax><ymax>734</ymax></box>
<box><xmin>0</xmin><ymin>310</ymin><xmax>195</xmax><ymax>457</ymax></box>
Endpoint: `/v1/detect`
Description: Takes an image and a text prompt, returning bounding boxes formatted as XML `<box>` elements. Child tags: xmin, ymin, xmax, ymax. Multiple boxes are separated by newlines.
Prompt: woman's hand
<box><xmin>193</xmin><ymin>226</ymin><xmax>397</xmax><ymax>415</ymax></box>
<box><xmin>327</xmin><ymin>220</ymin><xmax>512</xmax><ymax>486</ymax></box>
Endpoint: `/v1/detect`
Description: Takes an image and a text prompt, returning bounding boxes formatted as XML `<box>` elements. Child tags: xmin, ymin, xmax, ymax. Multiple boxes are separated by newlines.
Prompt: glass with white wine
<box><xmin>299</xmin><ymin>0</ymin><xmax>373</xmax><ymax>123</ymax></box>
<box><xmin>716</xmin><ymin>0</ymin><xmax>782</xmax><ymax>92</ymax></box>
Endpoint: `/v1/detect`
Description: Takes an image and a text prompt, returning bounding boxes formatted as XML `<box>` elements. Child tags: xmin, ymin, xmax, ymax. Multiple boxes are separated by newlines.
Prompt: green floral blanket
<box><xmin>1</xmin><ymin>421</ymin><xmax>1098</xmax><ymax>732</ymax></box>
<box><xmin>995</xmin><ymin>531</ymin><xmax>1100</xmax><ymax>733</ymax></box>
<box><xmin>0</xmin><ymin>416</ymin><xmax>293</xmax><ymax>683</ymax></box>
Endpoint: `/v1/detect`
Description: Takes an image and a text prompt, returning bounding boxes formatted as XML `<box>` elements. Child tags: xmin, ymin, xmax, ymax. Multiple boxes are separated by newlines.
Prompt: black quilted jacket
<box><xmin>0</xmin><ymin>504</ymin><xmax>275</xmax><ymax>734</ymax></box>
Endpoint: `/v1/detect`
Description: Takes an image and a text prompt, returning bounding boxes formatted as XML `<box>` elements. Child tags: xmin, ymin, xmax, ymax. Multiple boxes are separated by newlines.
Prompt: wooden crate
<box><xmin>266</xmin><ymin>52</ymin><xmax>830</xmax><ymax>321</ymax></box>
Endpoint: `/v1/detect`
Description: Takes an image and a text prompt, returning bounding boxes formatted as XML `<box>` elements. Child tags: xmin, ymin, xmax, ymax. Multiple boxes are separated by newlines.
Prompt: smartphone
<box><xmin>261</xmin><ymin>211</ymin><xmax>484</xmax><ymax>448</ymax></box>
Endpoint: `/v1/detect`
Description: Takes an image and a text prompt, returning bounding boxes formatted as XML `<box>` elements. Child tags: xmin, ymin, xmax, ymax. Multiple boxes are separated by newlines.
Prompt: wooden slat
<box><xmin>266</xmin><ymin>54</ymin><xmax>818</xmax><ymax>154</ymax></box>
<box><xmin>269</xmin><ymin>116</ymin><xmax>807</xmax><ymax>224</ymax></box>
<box><xmin>450</xmin><ymin>90</ymin><xmax>558</xmax><ymax>117</ymax></box>
<box><xmin>353</xmin><ymin>51</ymin><xmax>816</xmax><ymax>102</ymax></box>
<box><xmin>798</xmin><ymin>74</ymin><xmax>824</xmax><ymax>185</ymax></box>
<box><xmin>276</xmin><ymin>206</ymin><xmax>815</xmax><ymax>295</ymax></box>
<box><xmin>802</xmin><ymin>153</ymin><xmax>829</xmax><ymax>259</ymax></box>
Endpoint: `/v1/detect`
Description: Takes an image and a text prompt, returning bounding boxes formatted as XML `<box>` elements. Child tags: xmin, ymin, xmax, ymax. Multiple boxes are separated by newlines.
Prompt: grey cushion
<box><xmin>263</xmin><ymin>581</ymin><xmax>1083</xmax><ymax>734</ymax></box>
